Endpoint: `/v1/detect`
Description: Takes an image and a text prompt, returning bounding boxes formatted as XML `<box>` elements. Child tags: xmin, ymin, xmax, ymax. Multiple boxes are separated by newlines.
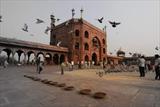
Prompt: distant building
<box><xmin>107</xmin><ymin>55</ymin><xmax>123</xmax><ymax>65</ymax></box>
<box><xmin>50</xmin><ymin>18</ymin><xmax>107</xmax><ymax>65</ymax></box>
<box><xmin>117</xmin><ymin>49</ymin><xmax>125</xmax><ymax>57</ymax></box>
<box><xmin>124</xmin><ymin>56</ymin><xmax>155</xmax><ymax>65</ymax></box>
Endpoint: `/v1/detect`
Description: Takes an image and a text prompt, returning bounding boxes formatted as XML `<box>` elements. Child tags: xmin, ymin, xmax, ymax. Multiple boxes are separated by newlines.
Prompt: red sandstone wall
<box><xmin>50</xmin><ymin>19</ymin><xmax>107</xmax><ymax>64</ymax></box>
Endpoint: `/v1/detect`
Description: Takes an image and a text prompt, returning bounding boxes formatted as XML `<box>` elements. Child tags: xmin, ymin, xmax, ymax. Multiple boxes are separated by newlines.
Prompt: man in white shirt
<box><xmin>138</xmin><ymin>56</ymin><xmax>146</xmax><ymax>77</ymax></box>
<box><xmin>71</xmin><ymin>61</ymin><xmax>74</xmax><ymax>70</ymax></box>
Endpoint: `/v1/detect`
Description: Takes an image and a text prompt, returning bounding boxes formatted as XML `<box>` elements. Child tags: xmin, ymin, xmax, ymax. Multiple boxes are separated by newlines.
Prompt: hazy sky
<box><xmin>0</xmin><ymin>0</ymin><xmax>159</xmax><ymax>56</ymax></box>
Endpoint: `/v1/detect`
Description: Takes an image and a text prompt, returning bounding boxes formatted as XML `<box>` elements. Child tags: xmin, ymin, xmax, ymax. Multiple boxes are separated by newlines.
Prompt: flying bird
<box><xmin>57</xmin><ymin>18</ymin><xmax>60</xmax><ymax>22</ymax></box>
<box><xmin>155</xmin><ymin>46</ymin><xmax>159</xmax><ymax>50</ymax></box>
<box><xmin>44</xmin><ymin>26</ymin><xmax>51</xmax><ymax>34</ymax></box>
<box><xmin>56</xmin><ymin>41</ymin><xmax>61</xmax><ymax>47</ymax></box>
<box><xmin>97</xmin><ymin>17</ymin><xmax>103</xmax><ymax>23</ymax></box>
<box><xmin>109</xmin><ymin>52</ymin><xmax>113</xmax><ymax>55</ymax></box>
<box><xmin>108</xmin><ymin>21</ymin><xmax>121</xmax><ymax>28</ymax></box>
<box><xmin>36</xmin><ymin>18</ymin><xmax>44</xmax><ymax>24</ymax></box>
<box><xmin>22</xmin><ymin>23</ymin><xmax>28</xmax><ymax>32</ymax></box>
<box><xmin>0</xmin><ymin>15</ymin><xmax>2</xmax><ymax>22</ymax></box>
<box><xmin>129</xmin><ymin>52</ymin><xmax>132</xmax><ymax>55</ymax></box>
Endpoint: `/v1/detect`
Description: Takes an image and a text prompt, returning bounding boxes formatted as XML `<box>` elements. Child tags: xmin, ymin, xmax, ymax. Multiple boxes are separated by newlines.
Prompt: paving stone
<box><xmin>0</xmin><ymin>66</ymin><xmax>160</xmax><ymax>107</ymax></box>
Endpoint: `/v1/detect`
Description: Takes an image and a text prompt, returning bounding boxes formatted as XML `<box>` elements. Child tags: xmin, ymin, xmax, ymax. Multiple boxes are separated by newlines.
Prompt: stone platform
<box><xmin>0</xmin><ymin>66</ymin><xmax>160</xmax><ymax>107</ymax></box>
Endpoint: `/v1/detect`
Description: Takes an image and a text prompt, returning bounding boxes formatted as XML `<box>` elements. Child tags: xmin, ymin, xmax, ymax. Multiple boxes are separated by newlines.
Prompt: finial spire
<box><xmin>50</xmin><ymin>14</ymin><xmax>56</xmax><ymax>28</ymax></box>
<box><xmin>71</xmin><ymin>8</ymin><xmax>75</xmax><ymax>18</ymax></box>
<box><xmin>80</xmin><ymin>8</ymin><xmax>84</xmax><ymax>19</ymax></box>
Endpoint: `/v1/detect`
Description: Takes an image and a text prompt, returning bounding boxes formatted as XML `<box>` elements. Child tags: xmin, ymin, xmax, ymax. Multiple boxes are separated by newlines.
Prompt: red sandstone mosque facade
<box><xmin>50</xmin><ymin>17</ymin><xmax>107</xmax><ymax>65</ymax></box>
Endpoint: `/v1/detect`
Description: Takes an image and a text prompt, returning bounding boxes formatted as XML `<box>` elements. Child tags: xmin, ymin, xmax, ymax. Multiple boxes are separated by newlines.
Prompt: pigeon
<box><xmin>22</xmin><ymin>23</ymin><xmax>28</xmax><ymax>32</ymax></box>
<box><xmin>129</xmin><ymin>52</ymin><xmax>132</xmax><ymax>55</ymax></box>
<box><xmin>44</xmin><ymin>26</ymin><xmax>51</xmax><ymax>34</ymax></box>
<box><xmin>57</xmin><ymin>41</ymin><xmax>61</xmax><ymax>47</ymax></box>
<box><xmin>0</xmin><ymin>15</ymin><xmax>2</xmax><ymax>22</ymax></box>
<box><xmin>109</xmin><ymin>21</ymin><xmax>121</xmax><ymax>28</ymax></box>
<box><xmin>155</xmin><ymin>46</ymin><xmax>159</xmax><ymax>50</ymax></box>
<box><xmin>36</xmin><ymin>18</ymin><xmax>44</xmax><ymax>24</ymax></box>
<box><xmin>57</xmin><ymin>18</ymin><xmax>60</xmax><ymax>21</ymax></box>
<box><xmin>109</xmin><ymin>52</ymin><xmax>113</xmax><ymax>55</ymax></box>
<box><xmin>97</xmin><ymin>17</ymin><xmax>103</xmax><ymax>23</ymax></box>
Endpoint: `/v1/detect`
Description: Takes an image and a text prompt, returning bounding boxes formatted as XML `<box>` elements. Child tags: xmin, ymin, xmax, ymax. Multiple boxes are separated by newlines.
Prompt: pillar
<box><xmin>18</xmin><ymin>52</ymin><xmax>22</xmax><ymax>63</ymax></box>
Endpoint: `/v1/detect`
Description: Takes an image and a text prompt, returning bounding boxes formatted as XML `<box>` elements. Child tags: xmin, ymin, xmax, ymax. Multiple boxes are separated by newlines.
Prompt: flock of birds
<box><xmin>0</xmin><ymin>15</ymin><xmax>63</xmax><ymax>46</ymax></box>
<box><xmin>21</xmin><ymin>18</ymin><xmax>55</xmax><ymax>35</ymax></box>
<box><xmin>96</xmin><ymin>17</ymin><xmax>121</xmax><ymax>28</ymax></box>
<box><xmin>1</xmin><ymin>14</ymin><xmax>159</xmax><ymax>51</ymax></box>
<box><xmin>21</xmin><ymin>18</ymin><xmax>61</xmax><ymax>35</ymax></box>
<box><xmin>0</xmin><ymin>15</ymin><xmax>121</xmax><ymax>36</ymax></box>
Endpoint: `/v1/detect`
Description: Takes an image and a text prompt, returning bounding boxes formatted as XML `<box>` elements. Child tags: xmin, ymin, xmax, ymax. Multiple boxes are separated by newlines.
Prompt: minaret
<box><xmin>50</xmin><ymin>14</ymin><xmax>56</xmax><ymax>28</ymax></box>
<box><xmin>80</xmin><ymin>8</ymin><xmax>84</xmax><ymax>19</ymax></box>
<box><xmin>50</xmin><ymin>14</ymin><xmax>56</xmax><ymax>45</ymax></box>
<box><xmin>71</xmin><ymin>8</ymin><xmax>75</xmax><ymax>19</ymax></box>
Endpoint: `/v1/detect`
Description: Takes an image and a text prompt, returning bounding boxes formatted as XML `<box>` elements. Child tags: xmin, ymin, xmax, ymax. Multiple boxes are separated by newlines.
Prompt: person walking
<box><xmin>71</xmin><ymin>61</ymin><xmax>74</xmax><ymax>70</ymax></box>
<box><xmin>36</xmin><ymin>57</ymin><xmax>40</xmax><ymax>72</ymax></box>
<box><xmin>138</xmin><ymin>56</ymin><xmax>146</xmax><ymax>77</ymax></box>
<box><xmin>60</xmin><ymin>62</ymin><xmax>65</xmax><ymax>75</ymax></box>
<box><xmin>154</xmin><ymin>54</ymin><xmax>160</xmax><ymax>80</ymax></box>
<box><xmin>38</xmin><ymin>61</ymin><xmax>43</xmax><ymax>74</ymax></box>
<box><xmin>3</xmin><ymin>59</ymin><xmax>8</xmax><ymax>68</ymax></box>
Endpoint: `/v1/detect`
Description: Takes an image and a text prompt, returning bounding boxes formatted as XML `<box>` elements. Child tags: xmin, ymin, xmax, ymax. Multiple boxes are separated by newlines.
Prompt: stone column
<box><xmin>58</xmin><ymin>54</ymin><xmax>60</xmax><ymax>65</ymax></box>
<box><xmin>18</xmin><ymin>52</ymin><xmax>22</xmax><ymax>63</ymax></box>
<box><xmin>27</xmin><ymin>54</ymin><xmax>31</xmax><ymax>64</ymax></box>
<box><xmin>23</xmin><ymin>53</ymin><xmax>27</xmax><ymax>65</ymax></box>
<box><xmin>50</xmin><ymin>54</ymin><xmax>53</xmax><ymax>64</ymax></box>
<box><xmin>11</xmin><ymin>51</ymin><xmax>15</xmax><ymax>65</ymax></box>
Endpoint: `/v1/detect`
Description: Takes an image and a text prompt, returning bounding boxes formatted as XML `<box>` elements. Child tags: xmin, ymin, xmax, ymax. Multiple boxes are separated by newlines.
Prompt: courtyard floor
<box><xmin>0</xmin><ymin>65</ymin><xmax>160</xmax><ymax>107</ymax></box>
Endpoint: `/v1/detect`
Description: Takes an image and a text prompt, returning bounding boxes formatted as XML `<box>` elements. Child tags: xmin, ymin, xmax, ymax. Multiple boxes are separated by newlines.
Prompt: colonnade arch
<box><xmin>45</xmin><ymin>53</ymin><xmax>52</xmax><ymax>65</ymax></box>
<box><xmin>27</xmin><ymin>51</ymin><xmax>35</xmax><ymax>64</ymax></box>
<box><xmin>37</xmin><ymin>52</ymin><xmax>45</xmax><ymax>62</ymax></box>
<box><xmin>15</xmin><ymin>50</ymin><xmax>24</xmax><ymax>63</ymax></box>
<box><xmin>0</xmin><ymin>47</ymin><xmax>67</xmax><ymax>65</ymax></box>
<box><xmin>1</xmin><ymin>48</ymin><xmax>12</xmax><ymax>63</ymax></box>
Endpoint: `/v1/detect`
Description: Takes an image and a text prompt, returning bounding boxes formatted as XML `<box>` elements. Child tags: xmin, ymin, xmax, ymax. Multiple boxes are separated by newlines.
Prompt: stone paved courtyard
<box><xmin>0</xmin><ymin>65</ymin><xmax>160</xmax><ymax>107</ymax></box>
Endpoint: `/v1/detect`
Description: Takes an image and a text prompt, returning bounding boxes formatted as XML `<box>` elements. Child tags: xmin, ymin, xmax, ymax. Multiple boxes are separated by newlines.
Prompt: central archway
<box><xmin>92</xmin><ymin>53</ymin><xmax>97</xmax><ymax>65</ymax></box>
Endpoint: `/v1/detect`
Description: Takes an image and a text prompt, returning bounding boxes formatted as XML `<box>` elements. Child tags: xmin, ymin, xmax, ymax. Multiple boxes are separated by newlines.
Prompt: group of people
<box><xmin>138</xmin><ymin>54</ymin><xmax>160</xmax><ymax>80</ymax></box>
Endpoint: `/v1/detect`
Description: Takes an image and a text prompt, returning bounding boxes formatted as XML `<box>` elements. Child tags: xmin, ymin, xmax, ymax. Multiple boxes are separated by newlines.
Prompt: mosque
<box><xmin>50</xmin><ymin>15</ymin><xmax>107</xmax><ymax>65</ymax></box>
